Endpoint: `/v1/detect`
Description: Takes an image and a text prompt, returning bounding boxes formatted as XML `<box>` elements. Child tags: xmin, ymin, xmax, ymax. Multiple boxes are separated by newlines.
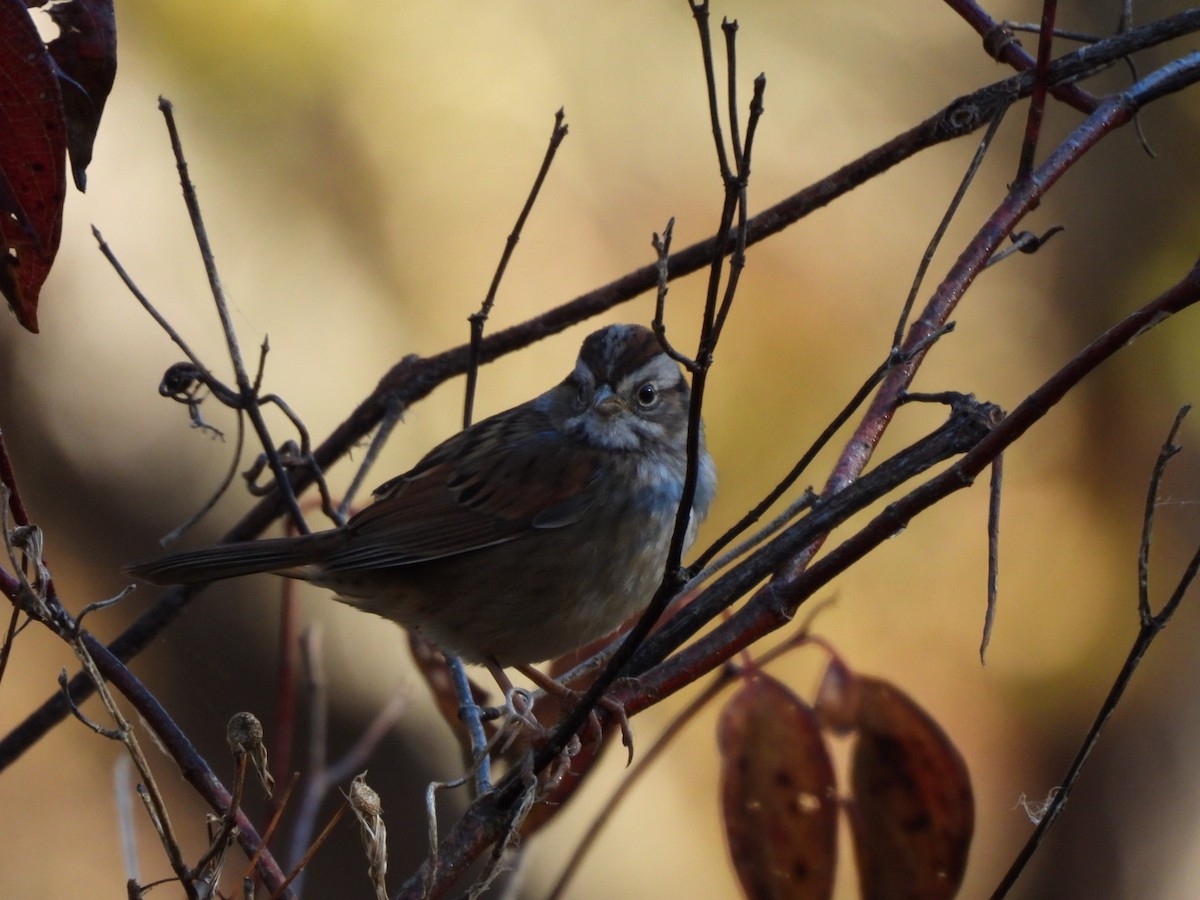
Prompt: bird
<box><xmin>127</xmin><ymin>323</ymin><xmax>716</xmax><ymax>672</ymax></box>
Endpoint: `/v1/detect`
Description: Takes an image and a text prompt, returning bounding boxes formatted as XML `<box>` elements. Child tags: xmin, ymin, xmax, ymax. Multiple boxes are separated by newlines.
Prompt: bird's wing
<box><xmin>322</xmin><ymin>408</ymin><xmax>602</xmax><ymax>570</ymax></box>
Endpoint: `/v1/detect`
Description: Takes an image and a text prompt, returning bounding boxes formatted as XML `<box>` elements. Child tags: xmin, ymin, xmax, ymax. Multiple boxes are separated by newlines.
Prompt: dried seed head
<box><xmin>226</xmin><ymin>712</ymin><xmax>274</xmax><ymax>796</ymax></box>
<box><xmin>226</xmin><ymin>711</ymin><xmax>264</xmax><ymax>751</ymax></box>
<box><xmin>350</xmin><ymin>774</ymin><xmax>383</xmax><ymax>819</ymax></box>
<box><xmin>348</xmin><ymin>773</ymin><xmax>387</xmax><ymax>899</ymax></box>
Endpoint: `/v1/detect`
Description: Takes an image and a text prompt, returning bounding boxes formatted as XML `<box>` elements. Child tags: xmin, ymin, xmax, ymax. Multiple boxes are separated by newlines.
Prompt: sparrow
<box><xmin>127</xmin><ymin>323</ymin><xmax>716</xmax><ymax>669</ymax></box>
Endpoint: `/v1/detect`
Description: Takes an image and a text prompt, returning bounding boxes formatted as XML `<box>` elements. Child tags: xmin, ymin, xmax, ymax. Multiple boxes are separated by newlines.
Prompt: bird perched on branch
<box><xmin>128</xmin><ymin>323</ymin><xmax>716</xmax><ymax>674</ymax></box>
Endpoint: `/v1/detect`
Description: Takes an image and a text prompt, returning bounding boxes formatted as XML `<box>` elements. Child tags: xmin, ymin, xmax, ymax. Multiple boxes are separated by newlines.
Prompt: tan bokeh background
<box><xmin>3</xmin><ymin>1</ymin><xmax>1200</xmax><ymax>897</ymax></box>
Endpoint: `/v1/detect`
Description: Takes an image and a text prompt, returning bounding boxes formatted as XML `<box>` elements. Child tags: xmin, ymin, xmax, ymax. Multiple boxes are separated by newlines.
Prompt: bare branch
<box><xmin>991</xmin><ymin>406</ymin><xmax>1200</xmax><ymax>897</ymax></box>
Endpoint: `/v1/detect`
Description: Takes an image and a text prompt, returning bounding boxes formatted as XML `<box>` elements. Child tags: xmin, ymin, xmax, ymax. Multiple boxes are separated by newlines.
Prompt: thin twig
<box><xmin>446</xmin><ymin>654</ymin><xmax>491</xmax><ymax>797</ymax></box>
<box><xmin>92</xmin><ymin>226</ymin><xmax>208</xmax><ymax>371</ymax></box>
<box><xmin>722</xmin><ymin>19</ymin><xmax>742</xmax><ymax>165</ymax></box>
<box><xmin>689</xmin><ymin>323</ymin><xmax>953</xmax><ymax>574</ymax></box>
<box><xmin>258</xmin><ymin>392</ymin><xmax>340</xmax><ymax>524</ymax></box>
<box><xmin>1015</xmin><ymin>0</ymin><xmax>1058</xmax><ymax>183</ymax></box>
<box><xmin>454</xmin><ymin>110</ymin><xmax>570</xmax><ymax>792</ymax></box>
<box><xmin>991</xmin><ymin>406</ymin><xmax>1197</xmax><ymax>898</ymax></box>
<box><xmin>464</xmin><ymin>109</ymin><xmax>569</xmax><ymax>429</ymax></box>
<box><xmin>66</xmin><ymin>641</ymin><xmax>198</xmax><ymax>898</ymax></box>
<box><xmin>1136</xmin><ymin>409</ymin><xmax>1188</xmax><ymax>620</ymax></box>
<box><xmin>340</xmin><ymin>393</ymin><xmax>406</xmax><ymax>518</ymax></box>
<box><xmin>650</xmin><ymin>219</ymin><xmax>698</xmax><ymax>371</ymax></box>
<box><xmin>159</xmin><ymin>98</ymin><xmax>311</xmax><ymax>534</ymax></box>
<box><xmin>711</xmin><ymin>73</ymin><xmax>764</xmax><ymax>344</ymax></box>
<box><xmin>546</xmin><ymin>669</ymin><xmax>732</xmax><ymax>899</ymax></box>
<box><xmin>981</xmin><ymin>453</ymin><xmax>1003</xmax><ymax>662</ymax></box>
<box><xmin>893</xmin><ymin>108</ymin><xmax>1007</xmax><ymax>349</ymax></box>
<box><xmin>160</xmin><ymin>413</ymin><xmax>246</xmax><ymax>546</ymax></box>
<box><xmin>287</xmin><ymin>627</ymin><xmax>330</xmax><ymax>879</ymax></box>
<box><xmin>0</xmin><ymin>432</ymin><xmax>26</xmax><ymax>690</ymax></box>
<box><xmin>286</xmin><ymin>628</ymin><xmax>405</xmax><ymax>891</ymax></box>
<box><xmin>690</xmin><ymin>1</ymin><xmax>732</xmax><ymax>180</ymax></box>
<box><xmin>536</xmin><ymin>1</ymin><xmax>761</xmax><ymax>773</ymax></box>
<box><xmin>272</xmin><ymin>804</ymin><xmax>348</xmax><ymax>900</ymax></box>
<box><xmin>191</xmin><ymin>752</ymin><xmax>248</xmax><ymax>885</ymax></box>
<box><xmin>241</xmin><ymin>772</ymin><xmax>300</xmax><ymax>885</ymax></box>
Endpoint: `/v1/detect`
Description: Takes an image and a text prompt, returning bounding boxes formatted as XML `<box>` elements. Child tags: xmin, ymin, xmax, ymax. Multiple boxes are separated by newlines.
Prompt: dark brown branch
<box><xmin>815</xmin><ymin>49</ymin><xmax>1200</xmax><ymax>566</ymax></box>
<box><xmin>1014</xmin><ymin>0</ymin><xmax>1058</xmax><ymax>183</ymax></box>
<box><xmin>945</xmin><ymin>0</ymin><xmax>1094</xmax><ymax>112</ymax></box>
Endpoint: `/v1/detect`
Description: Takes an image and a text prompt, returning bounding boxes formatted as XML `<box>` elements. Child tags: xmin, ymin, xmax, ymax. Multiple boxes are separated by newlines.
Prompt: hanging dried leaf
<box><xmin>719</xmin><ymin>672</ymin><xmax>837</xmax><ymax>900</ymax></box>
<box><xmin>0</xmin><ymin>0</ymin><xmax>67</xmax><ymax>332</ymax></box>
<box><xmin>847</xmin><ymin>676</ymin><xmax>974</xmax><ymax>900</ymax></box>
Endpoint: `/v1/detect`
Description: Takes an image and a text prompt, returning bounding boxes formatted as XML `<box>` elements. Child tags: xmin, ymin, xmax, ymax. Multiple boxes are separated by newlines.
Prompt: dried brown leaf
<box><xmin>847</xmin><ymin>676</ymin><xmax>974</xmax><ymax>900</ymax></box>
<box><xmin>719</xmin><ymin>672</ymin><xmax>837</xmax><ymax>900</ymax></box>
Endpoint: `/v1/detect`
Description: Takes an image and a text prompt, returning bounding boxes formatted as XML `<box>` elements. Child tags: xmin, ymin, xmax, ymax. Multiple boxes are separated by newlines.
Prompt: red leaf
<box><xmin>39</xmin><ymin>0</ymin><xmax>117</xmax><ymax>190</ymax></box>
<box><xmin>719</xmin><ymin>672</ymin><xmax>838</xmax><ymax>900</ymax></box>
<box><xmin>0</xmin><ymin>0</ymin><xmax>66</xmax><ymax>333</ymax></box>
<box><xmin>846</xmin><ymin>677</ymin><xmax>974</xmax><ymax>900</ymax></box>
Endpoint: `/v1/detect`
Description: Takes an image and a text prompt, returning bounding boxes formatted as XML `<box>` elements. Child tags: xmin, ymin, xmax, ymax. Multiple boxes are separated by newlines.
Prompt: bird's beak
<box><xmin>592</xmin><ymin>385</ymin><xmax>625</xmax><ymax>418</ymax></box>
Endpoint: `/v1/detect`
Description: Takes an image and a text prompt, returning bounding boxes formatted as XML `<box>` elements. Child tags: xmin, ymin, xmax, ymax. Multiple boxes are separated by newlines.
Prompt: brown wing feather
<box><xmin>320</xmin><ymin>407</ymin><xmax>602</xmax><ymax>571</ymax></box>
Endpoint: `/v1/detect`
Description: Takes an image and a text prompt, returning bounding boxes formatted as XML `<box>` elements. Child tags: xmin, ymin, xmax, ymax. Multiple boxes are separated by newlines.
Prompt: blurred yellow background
<box><xmin>3</xmin><ymin>1</ymin><xmax>1200</xmax><ymax>898</ymax></box>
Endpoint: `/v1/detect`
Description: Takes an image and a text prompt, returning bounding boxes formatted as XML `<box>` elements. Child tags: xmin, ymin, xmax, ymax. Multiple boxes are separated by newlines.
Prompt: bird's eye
<box><xmin>635</xmin><ymin>382</ymin><xmax>658</xmax><ymax>408</ymax></box>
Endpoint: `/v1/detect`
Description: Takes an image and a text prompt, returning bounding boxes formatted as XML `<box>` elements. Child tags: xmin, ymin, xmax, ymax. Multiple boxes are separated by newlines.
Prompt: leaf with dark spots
<box><xmin>846</xmin><ymin>676</ymin><xmax>974</xmax><ymax>900</ymax></box>
<box><xmin>719</xmin><ymin>672</ymin><xmax>837</xmax><ymax>900</ymax></box>
<box><xmin>0</xmin><ymin>0</ymin><xmax>67</xmax><ymax>332</ymax></box>
<box><xmin>37</xmin><ymin>0</ymin><xmax>117</xmax><ymax>190</ymax></box>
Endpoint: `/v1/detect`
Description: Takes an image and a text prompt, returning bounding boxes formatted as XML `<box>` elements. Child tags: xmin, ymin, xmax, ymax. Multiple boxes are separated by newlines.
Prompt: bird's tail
<box><xmin>125</xmin><ymin>532</ymin><xmax>340</xmax><ymax>585</ymax></box>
